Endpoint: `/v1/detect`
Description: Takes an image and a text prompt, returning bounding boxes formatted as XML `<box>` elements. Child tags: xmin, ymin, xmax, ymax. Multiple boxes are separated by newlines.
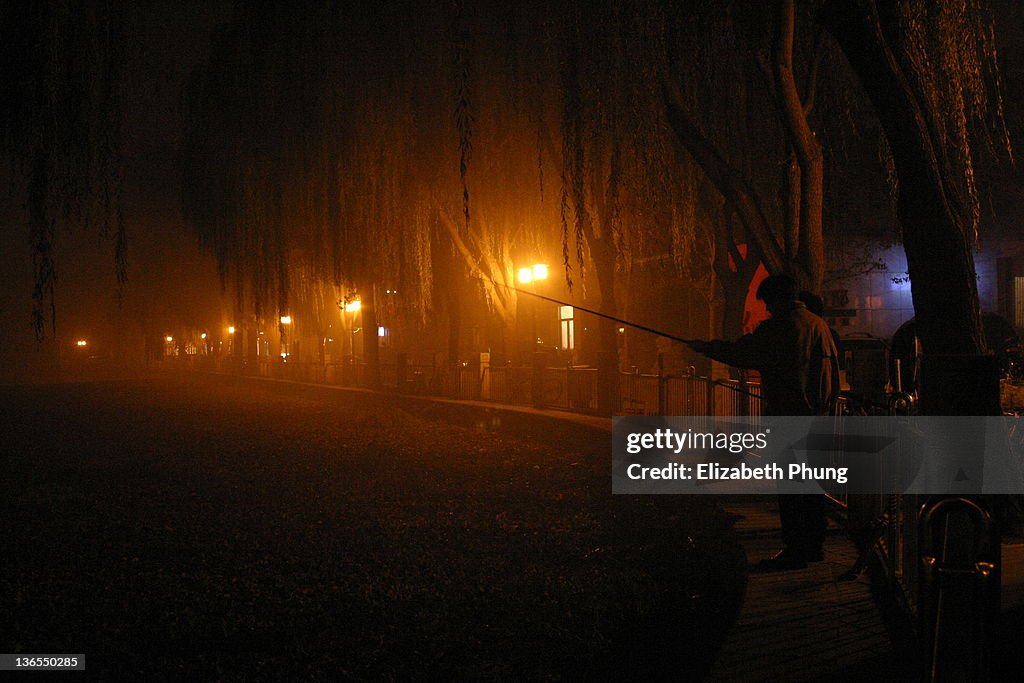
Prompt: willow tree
<box><xmin>660</xmin><ymin>0</ymin><xmax>843</xmax><ymax>313</ymax></box>
<box><xmin>539</xmin><ymin>1</ymin><xmax>710</xmax><ymax>369</ymax></box>
<box><xmin>822</xmin><ymin>0</ymin><xmax>1013</xmax><ymax>414</ymax></box>
<box><xmin>1</xmin><ymin>0</ymin><xmax>128</xmax><ymax>340</ymax></box>
<box><xmin>183</xmin><ymin>4</ymin><xmax>374</xmax><ymax>375</ymax></box>
<box><xmin>430</xmin><ymin>1</ymin><xmax>712</xmax><ymax>366</ymax></box>
<box><xmin>182</xmin><ymin>3</ymin><xmax>564</xmax><ymax>374</ymax></box>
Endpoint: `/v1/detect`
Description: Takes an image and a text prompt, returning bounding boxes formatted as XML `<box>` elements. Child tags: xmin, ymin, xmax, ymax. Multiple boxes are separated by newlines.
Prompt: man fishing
<box><xmin>687</xmin><ymin>274</ymin><xmax>840</xmax><ymax>571</ymax></box>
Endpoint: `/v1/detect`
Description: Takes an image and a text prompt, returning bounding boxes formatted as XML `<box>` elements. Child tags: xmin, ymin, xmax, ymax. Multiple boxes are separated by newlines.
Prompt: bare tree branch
<box><xmin>662</xmin><ymin>78</ymin><xmax>787</xmax><ymax>276</ymax></box>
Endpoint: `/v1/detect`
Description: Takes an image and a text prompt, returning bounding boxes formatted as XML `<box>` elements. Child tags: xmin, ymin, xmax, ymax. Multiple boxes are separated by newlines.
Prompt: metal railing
<box><xmin>159</xmin><ymin>356</ymin><xmax>776</xmax><ymax>419</ymax></box>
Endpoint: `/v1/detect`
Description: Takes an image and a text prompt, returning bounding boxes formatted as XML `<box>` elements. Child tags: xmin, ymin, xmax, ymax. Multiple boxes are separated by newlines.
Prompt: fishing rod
<box><xmin>473</xmin><ymin>275</ymin><xmax>703</xmax><ymax>346</ymax></box>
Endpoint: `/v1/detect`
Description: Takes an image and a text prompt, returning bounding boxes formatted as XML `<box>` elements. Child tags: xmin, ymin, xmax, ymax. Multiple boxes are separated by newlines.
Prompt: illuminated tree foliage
<box><xmin>178</xmin><ymin>0</ymin><xmax>1012</xmax><ymax>382</ymax></box>
<box><xmin>0</xmin><ymin>0</ymin><xmax>128</xmax><ymax>340</ymax></box>
<box><xmin>185</xmin><ymin>6</ymin><xmax>519</xmax><ymax>326</ymax></box>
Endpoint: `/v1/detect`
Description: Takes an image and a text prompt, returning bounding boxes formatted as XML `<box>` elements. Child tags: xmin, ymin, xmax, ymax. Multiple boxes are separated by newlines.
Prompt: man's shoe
<box><xmin>756</xmin><ymin>549</ymin><xmax>809</xmax><ymax>572</ymax></box>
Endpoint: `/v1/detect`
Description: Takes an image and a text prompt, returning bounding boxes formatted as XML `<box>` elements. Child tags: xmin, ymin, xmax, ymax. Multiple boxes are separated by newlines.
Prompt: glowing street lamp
<box><xmin>518</xmin><ymin>263</ymin><xmax>549</xmax><ymax>349</ymax></box>
<box><xmin>344</xmin><ymin>298</ymin><xmax>361</xmax><ymax>313</ymax></box>
<box><xmin>277</xmin><ymin>316</ymin><xmax>294</xmax><ymax>360</ymax></box>
<box><xmin>518</xmin><ymin>263</ymin><xmax>549</xmax><ymax>285</ymax></box>
<box><xmin>200</xmin><ymin>333</ymin><xmax>207</xmax><ymax>339</ymax></box>
<box><xmin>76</xmin><ymin>339</ymin><xmax>88</xmax><ymax>347</ymax></box>
<box><xmin>228</xmin><ymin>326</ymin><xmax>236</xmax><ymax>335</ymax></box>
<box><xmin>166</xmin><ymin>336</ymin><xmax>173</xmax><ymax>343</ymax></box>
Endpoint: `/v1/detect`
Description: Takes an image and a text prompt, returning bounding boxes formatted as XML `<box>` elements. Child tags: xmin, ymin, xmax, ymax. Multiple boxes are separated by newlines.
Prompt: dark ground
<box><xmin>0</xmin><ymin>374</ymin><xmax>746</xmax><ymax>680</ymax></box>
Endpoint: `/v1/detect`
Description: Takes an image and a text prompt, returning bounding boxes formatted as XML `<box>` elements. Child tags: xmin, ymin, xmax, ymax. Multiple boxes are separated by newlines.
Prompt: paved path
<box><xmin>209</xmin><ymin>371</ymin><xmax>616</xmax><ymax>432</ymax></box>
<box><xmin>708</xmin><ymin>501</ymin><xmax>903</xmax><ymax>681</ymax></box>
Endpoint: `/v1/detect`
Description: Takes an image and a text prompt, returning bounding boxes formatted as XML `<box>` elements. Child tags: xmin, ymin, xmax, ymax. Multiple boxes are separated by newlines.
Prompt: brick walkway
<box><xmin>707</xmin><ymin>501</ymin><xmax>904</xmax><ymax>682</ymax></box>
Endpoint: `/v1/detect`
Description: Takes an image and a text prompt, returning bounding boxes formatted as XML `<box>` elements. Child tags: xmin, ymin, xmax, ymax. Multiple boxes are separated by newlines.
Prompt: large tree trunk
<box><xmin>589</xmin><ymin>234</ymin><xmax>622</xmax><ymax>414</ymax></box>
<box><xmin>821</xmin><ymin>0</ymin><xmax>993</xmax><ymax>416</ymax></box>
<box><xmin>774</xmin><ymin>0</ymin><xmax>825</xmax><ymax>292</ymax></box>
<box><xmin>781</xmin><ymin>154</ymin><xmax>801</xmax><ymax>264</ymax></box>
<box><xmin>29</xmin><ymin>148</ymin><xmax>57</xmax><ymax>340</ymax></box>
<box><xmin>590</xmin><ymin>235</ymin><xmax>619</xmax><ymax>361</ymax></box>
<box><xmin>361</xmin><ymin>283</ymin><xmax>381</xmax><ymax>389</ymax></box>
<box><xmin>446</xmin><ymin>272</ymin><xmax>463</xmax><ymax>365</ymax></box>
<box><xmin>823</xmin><ymin>13</ymin><xmax>998</xmax><ymax>676</ymax></box>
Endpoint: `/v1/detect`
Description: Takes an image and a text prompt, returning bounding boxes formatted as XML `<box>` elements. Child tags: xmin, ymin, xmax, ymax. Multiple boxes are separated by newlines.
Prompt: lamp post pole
<box><xmin>518</xmin><ymin>263</ymin><xmax>549</xmax><ymax>354</ymax></box>
<box><xmin>531</xmin><ymin>281</ymin><xmax>538</xmax><ymax>350</ymax></box>
<box><xmin>517</xmin><ymin>263</ymin><xmax>549</xmax><ymax>407</ymax></box>
<box><xmin>340</xmin><ymin>296</ymin><xmax>362</xmax><ymax>383</ymax></box>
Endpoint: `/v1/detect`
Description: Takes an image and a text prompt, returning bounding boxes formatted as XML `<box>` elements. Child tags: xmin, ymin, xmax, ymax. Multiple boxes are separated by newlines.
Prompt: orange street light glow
<box><xmin>517</xmin><ymin>267</ymin><xmax>533</xmax><ymax>284</ymax></box>
<box><xmin>76</xmin><ymin>340</ymin><xmax>87</xmax><ymax>347</ymax></box>
<box><xmin>201</xmin><ymin>333</ymin><xmax>207</xmax><ymax>339</ymax></box>
<box><xmin>228</xmin><ymin>326</ymin><xmax>236</xmax><ymax>334</ymax></box>
<box><xmin>532</xmin><ymin>263</ymin><xmax>548</xmax><ymax>280</ymax></box>
<box><xmin>344</xmin><ymin>299</ymin><xmax>361</xmax><ymax>313</ymax></box>
<box><xmin>166</xmin><ymin>336</ymin><xmax>173</xmax><ymax>342</ymax></box>
<box><xmin>280</xmin><ymin>315</ymin><xmax>292</xmax><ymax>325</ymax></box>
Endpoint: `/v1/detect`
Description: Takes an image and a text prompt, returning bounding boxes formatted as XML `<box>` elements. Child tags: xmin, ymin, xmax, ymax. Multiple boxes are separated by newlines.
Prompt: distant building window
<box><xmin>559</xmin><ymin>306</ymin><xmax>575</xmax><ymax>350</ymax></box>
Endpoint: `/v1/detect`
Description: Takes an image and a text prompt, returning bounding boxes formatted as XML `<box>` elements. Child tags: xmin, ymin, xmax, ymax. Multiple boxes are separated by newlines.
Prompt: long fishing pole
<box><xmin>473</xmin><ymin>276</ymin><xmax>703</xmax><ymax>346</ymax></box>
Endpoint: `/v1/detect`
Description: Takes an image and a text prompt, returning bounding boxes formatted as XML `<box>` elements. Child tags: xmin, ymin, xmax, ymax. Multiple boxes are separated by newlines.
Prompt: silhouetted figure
<box><xmin>689</xmin><ymin>275</ymin><xmax>840</xmax><ymax>570</ymax></box>
<box><xmin>798</xmin><ymin>290</ymin><xmax>844</xmax><ymax>371</ymax></box>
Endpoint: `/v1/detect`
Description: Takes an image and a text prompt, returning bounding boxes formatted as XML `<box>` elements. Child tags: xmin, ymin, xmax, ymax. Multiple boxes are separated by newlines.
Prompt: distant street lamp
<box><xmin>340</xmin><ymin>296</ymin><xmax>362</xmax><ymax>365</ymax></box>
<box><xmin>228</xmin><ymin>326</ymin><xmax>236</xmax><ymax>335</ymax></box>
<box><xmin>76</xmin><ymin>339</ymin><xmax>88</xmax><ymax>347</ymax></box>
<box><xmin>166</xmin><ymin>336</ymin><xmax>173</xmax><ymax>342</ymax></box>
<box><xmin>278</xmin><ymin>315</ymin><xmax>293</xmax><ymax>359</ymax></box>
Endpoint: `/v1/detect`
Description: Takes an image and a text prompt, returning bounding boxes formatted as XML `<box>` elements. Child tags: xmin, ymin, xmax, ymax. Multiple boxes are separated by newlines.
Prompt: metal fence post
<box><xmin>706</xmin><ymin>377</ymin><xmax>716</xmax><ymax>418</ymax></box>
<box><xmin>657</xmin><ymin>353</ymin><xmax>667</xmax><ymax>415</ymax></box>
<box><xmin>596</xmin><ymin>350</ymin><xmax>619</xmax><ymax>415</ymax></box>
<box><xmin>531</xmin><ymin>352</ymin><xmax>545</xmax><ymax>408</ymax></box>
<box><xmin>738</xmin><ymin>371</ymin><xmax>750</xmax><ymax>416</ymax></box>
<box><xmin>918</xmin><ymin>496</ymin><xmax>1000</xmax><ymax>682</ymax></box>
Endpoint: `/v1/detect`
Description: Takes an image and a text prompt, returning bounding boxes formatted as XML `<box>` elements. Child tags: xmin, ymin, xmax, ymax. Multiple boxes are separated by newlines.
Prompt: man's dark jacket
<box><xmin>702</xmin><ymin>302</ymin><xmax>839</xmax><ymax>416</ymax></box>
